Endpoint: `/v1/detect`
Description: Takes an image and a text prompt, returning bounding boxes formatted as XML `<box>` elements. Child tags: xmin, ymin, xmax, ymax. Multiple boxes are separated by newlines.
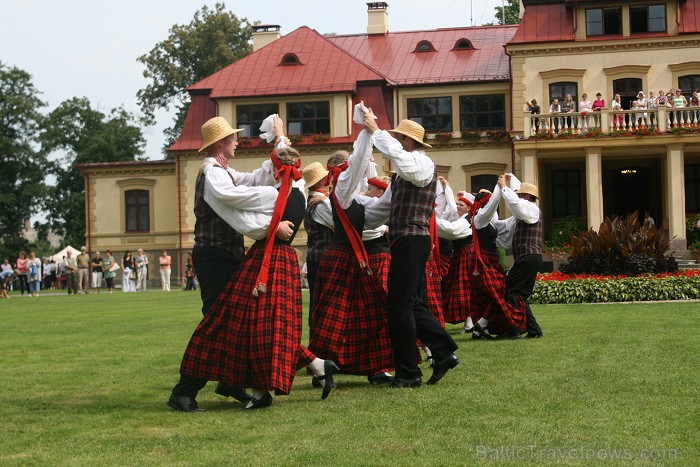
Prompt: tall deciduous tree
<box><xmin>137</xmin><ymin>3</ymin><xmax>253</xmax><ymax>153</ymax></box>
<box><xmin>41</xmin><ymin>97</ymin><xmax>145</xmax><ymax>247</ymax></box>
<box><xmin>494</xmin><ymin>0</ymin><xmax>521</xmax><ymax>25</ymax></box>
<box><xmin>0</xmin><ymin>62</ymin><xmax>48</xmax><ymax>257</ymax></box>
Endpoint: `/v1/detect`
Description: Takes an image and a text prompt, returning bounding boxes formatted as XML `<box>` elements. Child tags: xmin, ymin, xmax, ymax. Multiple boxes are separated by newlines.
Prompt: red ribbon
<box><xmin>252</xmin><ymin>150</ymin><xmax>302</xmax><ymax>296</ymax></box>
<box><xmin>367</xmin><ymin>177</ymin><xmax>388</xmax><ymax>191</ymax></box>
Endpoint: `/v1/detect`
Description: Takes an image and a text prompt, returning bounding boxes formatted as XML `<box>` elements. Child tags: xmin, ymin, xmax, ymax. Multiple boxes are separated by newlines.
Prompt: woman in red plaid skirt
<box><xmin>174</xmin><ymin>146</ymin><xmax>338</xmax><ymax>410</ymax></box>
<box><xmin>434</xmin><ymin>179</ymin><xmax>476</xmax><ymax>333</ymax></box>
<box><xmin>469</xmin><ymin>181</ymin><xmax>527</xmax><ymax>340</ymax></box>
<box><xmin>309</xmin><ymin>122</ymin><xmax>396</xmax><ymax>386</ymax></box>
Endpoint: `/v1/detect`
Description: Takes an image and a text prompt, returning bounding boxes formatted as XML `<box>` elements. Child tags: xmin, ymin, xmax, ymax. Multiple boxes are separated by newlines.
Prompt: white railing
<box><xmin>523</xmin><ymin>107</ymin><xmax>700</xmax><ymax>138</ymax></box>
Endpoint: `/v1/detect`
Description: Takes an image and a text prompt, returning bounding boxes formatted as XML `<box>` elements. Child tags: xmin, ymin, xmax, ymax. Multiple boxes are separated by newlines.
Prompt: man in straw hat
<box><xmin>301</xmin><ymin>160</ymin><xmax>331</xmax><ymax>321</ymax></box>
<box><xmin>168</xmin><ymin>115</ymin><xmax>285</xmax><ymax>411</ymax></box>
<box><xmin>362</xmin><ymin>112</ymin><xmax>459</xmax><ymax>388</ymax></box>
<box><xmin>498</xmin><ymin>174</ymin><xmax>544</xmax><ymax>338</ymax></box>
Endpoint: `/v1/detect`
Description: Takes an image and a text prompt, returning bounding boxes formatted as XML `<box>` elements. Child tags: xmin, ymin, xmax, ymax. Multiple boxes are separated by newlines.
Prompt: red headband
<box><xmin>325</xmin><ymin>162</ymin><xmax>349</xmax><ymax>189</ymax></box>
<box><xmin>458</xmin><ymin>197</ymin><xmax>473</xmax><ymax>207</ymax></box>
<box><xmin>367</xmin><ymin>177</ymin><xmax>388</xmax><ymax>191</ymax></box>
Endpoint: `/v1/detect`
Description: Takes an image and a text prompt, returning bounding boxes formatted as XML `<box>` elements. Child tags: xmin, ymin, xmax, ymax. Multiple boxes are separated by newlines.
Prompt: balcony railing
<box><xmin>523</xmin><ymin>107</ymin><xmax>700</xmax><ymax>138</ymax></box>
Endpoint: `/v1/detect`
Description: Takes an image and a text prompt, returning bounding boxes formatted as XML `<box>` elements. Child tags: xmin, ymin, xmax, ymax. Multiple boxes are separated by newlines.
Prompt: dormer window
<box><xmin>586</xmin><ymin>7</ymin><xmax>621</xmax><ymax>36</ymax></box>
<box><xmin>453</xmin><ymin>38</ymin><xmax>474</xmax><ymax>50</ymax></box>
<box><xmin>280</xmin><ymin>53</ymin><xmax>302</xmax><ymax>66</ymax></box>
<box><xmin>630</xmin><ymin>4</ymin><xmax>666</xmax><ymax>34</ymax></box>
<box><xmin>415</xmin><ymin>40</ymin><xmax>436</xmax><ymax>52</ymax></box>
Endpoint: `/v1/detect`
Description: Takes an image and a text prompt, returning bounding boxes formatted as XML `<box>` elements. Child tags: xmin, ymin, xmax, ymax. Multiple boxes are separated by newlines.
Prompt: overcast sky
<box><xmin>2</xmin><ymin>0</ymin><xmax>504</xmax><ymax>159</ymax></box>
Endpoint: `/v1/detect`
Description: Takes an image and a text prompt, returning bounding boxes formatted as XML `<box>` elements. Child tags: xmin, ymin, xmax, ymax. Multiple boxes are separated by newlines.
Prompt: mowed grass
<box><xmin>1</xmin><ymin>291</ymin><xmax>698</xmax><ymax>466</ymax></box>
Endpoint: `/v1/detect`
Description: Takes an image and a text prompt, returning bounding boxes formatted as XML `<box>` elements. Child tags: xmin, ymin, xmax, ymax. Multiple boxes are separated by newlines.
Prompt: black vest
<box><xmin>303</xmin><ymin>196</ymin><xmax>333</xmax><ymax>263</ymax></box>
<box><xmin>194</xmin><ymin>167</ymin><xmax>244</xmax><ymax>256</ymax></box>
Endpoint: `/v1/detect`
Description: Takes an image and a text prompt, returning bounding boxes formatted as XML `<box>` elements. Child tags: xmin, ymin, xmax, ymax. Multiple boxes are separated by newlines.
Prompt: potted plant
<box><xmin>460</xmin><ymin>130</ymin><xmax>481</xmax><ymax>143</ymax></box>
<box><xmin>312</xmin><ymin>133</ymin><xmax>331</xmax><ymax>143</ymax></box>
<box><xmin>485</xmin><ymin>129</ymin><xmax>509</xmax><ymax>143</ymax></box>
<box><xmin>433</xmin><ymin>132</ymin><xmax>452</xmax><ymax>144</ymax></box>
<box><xmin>288</xmin><ymin>134</ymin><xmax>304</xmax><ymax>144</ymax></box>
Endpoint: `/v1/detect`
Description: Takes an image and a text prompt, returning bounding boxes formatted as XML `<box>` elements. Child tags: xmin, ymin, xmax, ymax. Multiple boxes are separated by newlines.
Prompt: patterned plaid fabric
<box><xmin>512</xmin><ymin>212</ymin><xmax>543</xmax><ymax>258</ymax></box>
<box><xmin>388</xmin><ymin>173</ymin><xmax>437</xmax><ymax>245</ymax></box>
<box><xmin>469</xmin><ymin>250</ymin><xmax>526</xmax><ymax>335</ymax></box>
<box><xmin>442</xmin><ymin>243</ymin><xmax>475</xmax><ymax>324</ymax></box>
<box><xmin>425</xmin><ymin>251</ymin><xmax>445</xmax><ymax>326</ymax></box>
<box><xmin>304</xmin><ymin>197</ymin><xmax>333</xmax><ymax>263</ymax></box>
<box><xmin>193</xmin><ymin>169</ymin><xmax>244</xmax><ymax>256</ymax></box>
<box><xmin>309</xmin><ymin>244</ymin><xmax>393</xmax><ymax>375</ymax></box>
<box><xmin>180</xmin><ymin>242</ymin><xmax>306</xmax><ymax>395</ymax></box>
<box><xmin>368</xmin><ymin>250</ymin><xmax>390</xmax><ymax>293</ymax></box>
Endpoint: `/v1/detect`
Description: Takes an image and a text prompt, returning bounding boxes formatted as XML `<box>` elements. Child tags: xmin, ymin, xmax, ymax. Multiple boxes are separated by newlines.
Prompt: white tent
<box><xmin>50</xmin><ymin>245</ymin><xmax>81</xmax><ymax>261</ymax></box>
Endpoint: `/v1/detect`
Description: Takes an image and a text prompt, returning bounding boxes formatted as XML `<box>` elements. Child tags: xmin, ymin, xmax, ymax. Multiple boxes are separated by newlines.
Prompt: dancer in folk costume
<box><xmin>498</xmin><ymin>174</ymin><xmax>544</xmax><ymax>338</ymax></box>
<box><xmin>363</xmin><ymin>112</ymin><xmax>459</xmax><ymax>388</ymax></box>
<box><xmin>469</xmin><ymin>178</ymin><xmax>527</xmax><ymax>340</ymax></box>
<box><xmin>309</xmin><ymin>104</ymin><xmax>395</xmax><ymax>386</ymax></box>
<box><xmin>434</xmin><ymin>178</ymin><xmax>476</xmax><ymax>333</ymax></box>
<box><xmin>170</xmin><ymin>145</ymin><xmax>338</xmax><ymax>411</ymax></box>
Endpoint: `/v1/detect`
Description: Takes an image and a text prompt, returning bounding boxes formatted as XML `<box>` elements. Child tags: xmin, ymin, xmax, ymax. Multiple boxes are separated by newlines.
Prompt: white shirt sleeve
<box><xmin>308</xmin><ymin>194</ymin><xmax>333</xmax><ymax>229</ymax></box>
<box><xmin>437</xmin><ymin>184</ymin><xmax>459</xmax><ymax>221</ymax></box>
<box><xmin>436</xmin><ymin>215</ymin><xmax>472</xmax><ymax>240</ymax></box>
<box><xmin>495</xmin><ymin>217</ymin><xmax>517</xmax><ymax>249</ymax></box>
<box><xmin>501</xmin><ymin>185</ymin><xmax>540</xmax><ymax>224</ymax></box>
<box><xmin>371</xmin><ymin>130</ymin><xmax>434</xmax><ymax>187</ymax></box>
<box><xmin>227</xmin><ymin>158</ymin><xmax>277</xmax><ymax>187</ymax></box>
<box><xmin>354</xmin><ymin>186</ymin><xmax>392</xmax><ymax>230</ymax></box>
<box><xmin>506</xmin><ymin>173</ymin><xmax>522</xmax><ymax>191</ymax></box>
<box><xmin>473</xmin><ymin>185</ymin><xmax>501</xmax><ymax>229</ymax></box>
<box><xmin>334</xmin><ymin>129</ymin><xmax>373</xmax><ymax>209</ymax></box>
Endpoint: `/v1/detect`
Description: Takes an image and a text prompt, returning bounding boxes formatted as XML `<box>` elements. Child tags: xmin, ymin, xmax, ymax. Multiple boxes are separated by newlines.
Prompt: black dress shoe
<box><xmin>525</xmin><ymin>332</ymin><xmax>543</xmax><ymax>338</ymax></box>
<box><xmin>311</xmin><ymin>376</ymin><xmax>322</xmax><ymax>389</ymax></box>
<box><xmin>215</xmin><ymin>382</ymin><xmax>253</xmax><ymax>403</ymax></box>
<box><xmin>427</xmin><ymin>353</ymin><xmax>460</xmax><ymax>385</ymax></box>
<box><xmin>316</xmin><ymin>360</ymin><xmax>340</xmax><ymax>400</ymax></box>
<box><xmin>390</xmin><ymin>377</ymin><xmax>422</xmax><ymax>388</ymax></box>
<box><xmin>472</xmin><ymin>323</ymin><xmax>494</xmax><ymax>340</ymax></box>
<box><xmin>496</xmin><ymin>328</ymin><xmax>522</xmax><ymax>340</ymax></box>
<box><xmin>367</xmin><ymin>372</ymin><xmax>395</xmax><ymax>386</ymax></box>
<box><xmin>460</xmin><ymin>326</ymin><xmax>474</xmax><ymax>335</ymax></box>
<box><xmin>244</xmin><ymin>392</ymin><xmax>273</xmax><ymax>410</ymax></box>
<box><xmin>167</xmin><ymin>394</ymin><xmax>205</xmax><ymax>412</ymax></box>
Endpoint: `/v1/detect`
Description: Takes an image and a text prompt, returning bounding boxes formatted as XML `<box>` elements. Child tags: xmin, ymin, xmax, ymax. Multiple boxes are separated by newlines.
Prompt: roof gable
<box><xmin>189</xmin><ymin>26</ymin><xmax>386</xmax><ymax>98</ymax></box>
<box><xmin>508</xmin><ymin>3</ymin><xmax>575</xmax><ymax>44</ymax></box>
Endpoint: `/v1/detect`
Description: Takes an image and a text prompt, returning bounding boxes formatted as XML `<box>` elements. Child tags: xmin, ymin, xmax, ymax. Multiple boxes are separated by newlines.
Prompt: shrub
<box><xmin>549</xmin><ymin>215</ymin><xmax>586</xmax><ymax>247</ymax></box>
<box><xmin>687</xmin><ymin>214</ymin><xmax>700</xmax><ymax>246</ymax></box>
<box><xmin>531</xmin><ymin>270</ymin><xmax>700</xmax><ymax>304</ymax></box>
<box><xmin>559</xmin><ymin>211</ymin><xmax>677</xmax><ymax>276</ymax></box>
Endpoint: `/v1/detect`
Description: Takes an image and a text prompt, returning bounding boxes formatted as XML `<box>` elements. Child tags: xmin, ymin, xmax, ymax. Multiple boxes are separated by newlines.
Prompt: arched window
<box><xmin>280</xmin><ymin>53</ymin><xmax>301</xmax><ymax>66</ymax></box>
<box><xmin>125</xmin><ymin>189</ymin><xmax>150</xmax><ymax>232</ymax></box>
<box><xmin>686</xmin><ymin>164</ymin><xmax>700</xmax><ymax>213</ymax></box>
<box><xmin>415</xmin><ymin>40</ymin><xmax>435</xmax><ymax>52</ymax></box>
<box><xmin>453</xmin><ymin>38</ymin><xmax>474</xmax><ymax>50</ymax></box>
<box><xmin>551</xmin><ymin>170</ymin><xmax>581</xmax><ymax>217</ymax></box>
<box><xmin>549</xmin><ymin>82</ymin><xmax>578</xmax><ymax>107</ymax></box>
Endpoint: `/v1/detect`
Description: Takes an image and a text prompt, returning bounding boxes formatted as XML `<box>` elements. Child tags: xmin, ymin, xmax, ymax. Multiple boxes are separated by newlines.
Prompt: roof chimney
<box><xmin>367</xmin><ymin>2</ymin><xmax>389</xmax><ymax>35</ymax></box>
<box><xmin>252</xmin><ymin>24</ymin><xmax>281</xmax><ymax>51</ymax></box>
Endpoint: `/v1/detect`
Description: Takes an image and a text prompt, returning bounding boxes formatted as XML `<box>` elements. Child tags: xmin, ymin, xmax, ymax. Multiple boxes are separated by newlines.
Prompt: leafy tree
<box><xmin>41</xmin><ymin>97</ymin><xmax>145</xmax><ymax>247</ymax></box>
<box><xmin>137</xmin><ymin>3</ymin><xmax>253</xmax><ymax>153</ymax></box>
<box><xmin>492</xmin><ymin>0</ymin><xmax>521</xmax><ymax>25</ymax></box>
<box><xmin>0</xmin><ymin>62</ymin><xmax>48</xmax><ymax>260</ymax></box>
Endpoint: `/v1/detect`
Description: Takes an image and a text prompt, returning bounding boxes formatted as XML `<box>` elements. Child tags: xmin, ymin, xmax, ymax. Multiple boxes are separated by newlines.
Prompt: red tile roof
<box><xmin>680</xmin><ymin>0</ymin><xmax>700</xmax><ymax>34</ymax></box>
<box><xmin>508</xmin><ymin>3</ymin><xmax>575</xmax><ymax>44</ymax></box>
<box><xmin>189</xmin><ymin>27</ymin><xmax>386</xmax><ymax>98</ymax></box>
<box><xmin>168</xmin><ymin>92</ymin><xmax>217</xmax><ymax>152</ymax></box>
<box><xmin>329</xmin><ymin>26</ymin><xmax>516</xmax><ymax>85</ymax></box>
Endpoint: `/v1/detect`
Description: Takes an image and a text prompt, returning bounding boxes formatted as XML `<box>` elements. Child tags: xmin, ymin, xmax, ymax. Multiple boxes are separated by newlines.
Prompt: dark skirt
<box><xmin>309</xmin><ymin>244</ymin><xmax>393</xmax><ymax>375</ymax></box>
<box><xmin>180</xmin><ymin>242</ymin><xmax>313</xmax><ymax>395</ymax></box>
<box><xmin>469</xmin><ymin>250</ymin><xmax>526</xmax><ymax>334</ymax></box>
<box><xmin>442</xmin><ymin>243</ymin><xmax>475</xmax><ymax>324</ymax></box>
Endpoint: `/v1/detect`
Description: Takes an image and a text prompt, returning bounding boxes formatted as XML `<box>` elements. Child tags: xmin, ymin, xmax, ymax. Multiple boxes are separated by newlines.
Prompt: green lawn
<box><xmin>1</xmin><ymin>291</ymin><xmax>698</xmax><ymax>466</ymax></box>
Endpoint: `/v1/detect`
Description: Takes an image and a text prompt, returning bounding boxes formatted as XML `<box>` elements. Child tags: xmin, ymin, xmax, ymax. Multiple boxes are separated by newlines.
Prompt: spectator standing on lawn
<box><xmin>135</xmin><ymin>249</ymin><xmax>149</xmax><ymax>292</ymax></box>
<box><xmin>102</xmin><ymin>250</ymin><xmax>117</xmax><ymax>294</ymax></box>
<box><xmin>27</xmin><ymin>251</ymin><xmax>42</xmax><ymax>297</ymax></box>
<box><xmin>91</xmin><ymin>251</ymin><xmax>103</xmax><ymax>293</ymax></box>
<box><xmin>15</xmin><ymin>251</ymin><xmax>29</xmax><ymax>296</ymax></box>
<box><xmin>159</xmin><ymin>250</ymin><xmax>171</xmax><ymax>291</ymax></box>
<box><xmin>64</xmin><ymin>250</ymin><xmax>78</xmax><ymax>295</ymax></box>
<box><xmin>76</xmin><ymin>246</ymin><xmax>91</xmax><ymax>294</ymax></box>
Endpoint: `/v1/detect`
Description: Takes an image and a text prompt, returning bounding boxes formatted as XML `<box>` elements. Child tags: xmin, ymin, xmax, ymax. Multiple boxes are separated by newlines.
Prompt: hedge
<box><xmin>530</xmin><ymin>271</ymin><xmax>700</xmax><ymax>304</ymax></box>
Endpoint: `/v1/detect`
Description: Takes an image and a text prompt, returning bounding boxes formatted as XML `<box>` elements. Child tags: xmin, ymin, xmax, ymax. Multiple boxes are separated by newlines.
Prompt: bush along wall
<box><xmin>530</xmin><ymin>270</ymin><xmax>700</xmax><ymax>304</ymax></box>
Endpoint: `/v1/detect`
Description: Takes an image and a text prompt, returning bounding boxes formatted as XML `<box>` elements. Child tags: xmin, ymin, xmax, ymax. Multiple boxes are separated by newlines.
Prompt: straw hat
<box><xmin>517</xmin><ymin>182</ymin><xmax>539</xmax><ymax>199</ymax></box>
<box><xmin>198</xmin><ymin>117</ymin><xmax>243</xmax><ymax>152</ymax></box>
<box><xmin>302</xmin><ymin>162</ymin><xmax>328</xmax><ymax>188</ymax></box>
<box><xmin>390</xmin><ymin>119</ymin><xmax>432</xmax><ymax>148</ymax></box>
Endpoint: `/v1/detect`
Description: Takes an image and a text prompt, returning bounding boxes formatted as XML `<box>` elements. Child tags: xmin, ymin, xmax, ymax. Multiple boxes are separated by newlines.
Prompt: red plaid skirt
<box><xmin>469</xmin><ymin>251</ymin><xmax>526</xmax><ymax>334</ymax></box>
<box><xmin>425</xmin><ymin>251</ymin><xmax>445</xmax><ymax>326</ymax></box>
<box><xmin>442</xmin><ymin>243</ymin><xmax>475</xmax><ymax>324</ymax></box>
<box><xmin>309</xmin><ymin>244</ymin><xmax>393</xmax><ymax>375</ymax></box>
<box><xmin>439</xmin><ymin>255</ymin><xmax>451</xmax><ymax>278</ymax></box>
<box><xmin>180</xmin><ymin>242</ymin><xmax>312</xmax><ymax>395</ymax></box>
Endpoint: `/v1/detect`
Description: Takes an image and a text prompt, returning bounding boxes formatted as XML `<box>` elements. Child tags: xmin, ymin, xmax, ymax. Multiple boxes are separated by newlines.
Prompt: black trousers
<box><xmin>192</xmin><ymin>245</ymin><xmax>242</xmax><ymax>316</ymax></box>
<box><xmin>172</xmin><ymin>373</ymin><xmax>208</xmax><ymax>398</ymax></box>
<box><xmin>505</xmin><ymin>254</ymin><xmax>543</xmax><ymax>336</ymax></box>
<box><xmin>306</xmin><ymin>259</ymin><xmax>320</xmax><ymax>326</ymax></box>
<box><xmin>388</xmin><ymin>236</ymin><xmax>458</xmax><ymax>380</ymax></box>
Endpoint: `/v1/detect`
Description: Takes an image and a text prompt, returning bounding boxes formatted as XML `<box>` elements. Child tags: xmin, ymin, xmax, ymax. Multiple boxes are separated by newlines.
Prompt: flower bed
<box><xmin>530</xmin><ymin>270</ymin><xmax>700</xmax><ymax>304</ymax></box>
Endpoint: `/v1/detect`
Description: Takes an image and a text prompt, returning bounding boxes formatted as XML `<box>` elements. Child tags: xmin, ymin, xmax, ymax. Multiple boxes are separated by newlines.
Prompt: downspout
<box><xmin>85</xmin><ymin>171</ymin><xmax>91</xmax><ymax>253</ymax></box>
<box><xmin>504</xmin><ymin>44</ymin><xmax>516</xmax><ymax>176</ymax></box>
<box><xmin>176</xmin><ymin>153</ymin><xmax>184</xmax><ymax>286</ymax></box>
